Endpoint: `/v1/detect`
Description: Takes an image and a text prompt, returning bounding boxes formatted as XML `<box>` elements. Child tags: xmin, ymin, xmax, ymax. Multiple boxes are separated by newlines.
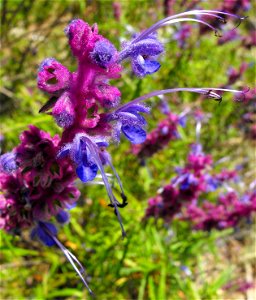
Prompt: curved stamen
<box><xmin>41</xmin><ymin>224</ymin><xmax>93</xmax><ymax>295</ymax></box>
<box><xmin>83</xmin><ymin>137</ymin><xmax>126</xmax><ymax>237</ymax></box>
<box><xmin>113</xmin><ymin>87</ymin><xmax>247</xmax><ymax>113</ymax></box>
<box><xmin>113</xmin><ymin>88</ymin><xmax>219</xmax><ymax>113</ymax></box>
<box><xmin>163</xmin><ymin>17</ymin><xmax>220</xmax><ymax>34</ymax></box>
<box><xmin>106</xmin><ymin>157</ymin><xmax>126</xmax><ymax>200</ymax></box>
<box><xmin>132</xmin><ymin>10</ymin><xmax>245</xmax><ymax>43</ymax></box>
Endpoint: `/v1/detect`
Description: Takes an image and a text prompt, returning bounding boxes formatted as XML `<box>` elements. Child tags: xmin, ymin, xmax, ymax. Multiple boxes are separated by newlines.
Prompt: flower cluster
<box><xmin>1</xmin><ymin>9</ymin><xmax>249</xmax><ymax>292</ymax></box>
<box><xmin>184</xmin><ymin>189</ymin><xmax>256</xmax><ymax>231</ymax></box>
<box><xmin>144</xmin><ymin>142</ymin><xmax>243</xmax><ymax>222</ymax></box>
<box><xmin>145</xmin><ymin>138</ymin><xmax>255</xmax><ymax>230</ymax></box>
<box><xmin>0</xmin><ymin>126</ymin><xmax>79</xmax><ymax>233</ymax></box>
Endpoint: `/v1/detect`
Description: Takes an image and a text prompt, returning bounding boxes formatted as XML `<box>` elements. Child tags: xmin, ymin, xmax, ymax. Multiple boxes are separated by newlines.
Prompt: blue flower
<box><xmin>119</xmin><ymin>34</ymin><xmax>164</xmax><ymax>77</ymax></box>
<box><xmin>0</xmin><ymin>152</ymin><xmax>18</xmax><ymax>174</ymax></box>
<box><xmin>58</xmin><ymin>135</ymin><xmax>108</xmax><ymax>183</ymax></box>
<box><xmin>31</xmin><ymin>222</ymin><xmax>57</xmax><ymax>247</ymax></box>
<box><xmin>180</xmin><ymin>174</ymin><xmax>198</xmax><ymax>190</ymax></box>
<box><xmin>108</xmin><ymin>104</ymin><xmax>150</xmax><ymax>144</ymax></box>
<box><xmin>206</xmin><ymin>175</ymin><xmax>220</xmax><ymax>192</ymax></box>
<box><xmin>56</xmin><ymin>210</ymin><xmax>70</xmax><ymax>224</ymax></box>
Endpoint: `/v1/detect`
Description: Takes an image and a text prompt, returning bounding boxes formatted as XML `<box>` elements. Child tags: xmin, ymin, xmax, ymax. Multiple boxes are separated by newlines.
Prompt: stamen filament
<box><xmin>114</xmin><ymin>88</ymin><xmax>229</xmax><ymax>113</ymax></box>
<box><xmin>106</xmin><ymin>157</ymin><xmax>126</xmax><ymax>198</ymax></box>
<box><xmin>83</xmin><ymin>137</ymin><xmax>126</xmax><ymax>237</ymax></box>
<box><xmin>163</xmin><ymin>17</ymin><xmax>220</xmax><ymax>33</ymax></box>
<box><xmin>132</xmin><ymin>10</ymin><xmax>245</xmax><ymax>43</ymax></box>
<box><xmin>42</xmin><ymin>224</ymin><xmax>93</xmax><ymax>295</ymax></box>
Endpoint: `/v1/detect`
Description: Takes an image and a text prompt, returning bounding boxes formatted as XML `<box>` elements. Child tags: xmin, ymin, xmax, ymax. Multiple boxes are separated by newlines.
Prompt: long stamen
<box><xmin>132</xmin><ymin>10</ymin><xmax>245</xmax><ymax>43</ymax></box>
<box><xmin>42</xmin><ymin>224</ymin><xmax>93</xmax><ymax>295</ymax></box>
<box><xmin>84</xmin><ymin>137</ymin><xmax>126</xmax><ymax>237</ymax></box>
<box><xmin>113</xmin><ymin>88</ymin><xmax>217</xmax><ymax>113</ymax></box>
<box><xmin>162</xmin><ymin>17</ymin><xmax>221</xmax><ymax>35</ymax></box>
<box><xmin>106</xmin><ymin>157</ymin><xmax>126</xmax><ymax>201</ymax></box>
<box><xmin>113</xmin><ymin>87</ymin><xmax>247</xmax><ymax>113</ymax></box>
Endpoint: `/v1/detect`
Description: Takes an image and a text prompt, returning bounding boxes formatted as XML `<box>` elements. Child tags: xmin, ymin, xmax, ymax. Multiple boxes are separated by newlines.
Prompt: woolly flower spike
<box><xmin>119</xmin><ymin>33</ymin><xmax>164</xmax><ymax>77</ymax></box>
<box><xmin>0</xmin><ymin>152</ymin><xmax>18</xmax><ymax>174</ymax></box>
<box><xmin>37</xmin><ymin>58</ymin><xmax>71</xmax><ymax>94</ymax></box>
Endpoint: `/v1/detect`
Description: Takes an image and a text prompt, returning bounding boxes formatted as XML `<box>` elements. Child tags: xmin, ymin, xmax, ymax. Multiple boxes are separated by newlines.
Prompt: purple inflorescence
<box><xmin>184</xmin><ymin>190</ymin><xmax>256</xmax><ymax>231</ymax></box>
<box><xmin>145</xmin><ymin>140</ymin><xmax>255</xmax><ymax>230</ymax></box>
<box><xmin>0</xmin><ymin>126</ymin><xmax>80</xmax><ymax>232</ymax></box>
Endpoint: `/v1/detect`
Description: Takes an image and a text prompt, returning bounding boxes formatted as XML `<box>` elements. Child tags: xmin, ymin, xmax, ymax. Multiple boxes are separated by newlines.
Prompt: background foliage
<box><xmin>0</xmin><ymin>0</ymin><xmax>255</xmax><ymax>299</ymax></box>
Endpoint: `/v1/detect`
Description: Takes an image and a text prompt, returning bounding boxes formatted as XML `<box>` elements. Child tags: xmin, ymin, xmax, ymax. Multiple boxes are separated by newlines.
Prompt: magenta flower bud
<box><xmin>93</xmin><ymin>84</ymin><xmax>121</xmax><ymax>107</ymax></box>
<box><xmin>37</xmin><ymin>58</ymin><xmax>71</xmax><ymax>94</ymax></box>
<box><xmin>65</xmin><ymin>19</ymin><xmax>100</xmax><ymax>59</ymax></box>
<box><xmin>52</xmin><ymin>92</ymin><xmax>75</xmax><ymax>128</ymax></box>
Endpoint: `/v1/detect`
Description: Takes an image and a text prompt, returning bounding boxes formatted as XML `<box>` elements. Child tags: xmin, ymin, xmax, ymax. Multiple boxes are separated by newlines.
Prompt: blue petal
<box><xmin>143</xmin><ymin>60</ymin><xmax>161</xmax><ymax>74</ymax></box>
<box><xmin>73</xmin><ymin>139</ymin><xmax>84</xmax><ymax>164</ymax></box>
<box><xmin>96</xmin><ymin>141</ymin><xmax>109</xmax><ymax>148</ymax></box>
<box><xmin>56</xmin><ymin>210</ymin><xmax>70</xmax><ymax>224</ymax></box>
<box><xmin>57</xmin><ymin>144</ymin><xmax>71</xmax><ymax>159</ymax></box>
<box><xmin>37</xmin><ymin>222</ymin><xmax>57</xmax><ymax>247</ymax></box>
<box><xmin>121</xmin><ymin>125</ymin><xmax>147</xmax><ymax>144</ymax></box>
<box><xmin>120</xmin><ymin>38</ymin><xmax>164</xmax><ymax>61</ymax></box>
<box><xmin>132</xmin><ymin>56</ymin><xmax>161</xmax><ymax>77</ymax></box>
<box><xmin>129</xmin><ymin>39</ymin><xmax>164</xmax><ymax>57</ymax></box>
<box><xmin>124</xmin><ymin>104</ymin><xmax>150</xmax><ymax>114</ymax></box>
<box><xmin>117</xmin><ymin>112</ymin><xmax>144</xmax><ymax>125</ymax></box>
<box><xmin>178</xmin><ymin>116</ymin><xmax>187</xmax><ymax>128</ymax></box>
<box><xmin>76</xmin><ymin>163</ymin><xmax>98</xmax><ymax>182</ymax></box>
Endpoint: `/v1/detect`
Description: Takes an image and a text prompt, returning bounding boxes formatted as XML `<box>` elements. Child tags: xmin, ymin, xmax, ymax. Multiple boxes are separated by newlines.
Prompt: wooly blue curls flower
<box><xmin>118</xmin><ymin>33</ymin><xmax>164</xmax><ymax>77</ymax></box>
<box><xmin>1</xmin><ymin>9</ymin><xmax>249</xmax><ymax>294</ymax></box>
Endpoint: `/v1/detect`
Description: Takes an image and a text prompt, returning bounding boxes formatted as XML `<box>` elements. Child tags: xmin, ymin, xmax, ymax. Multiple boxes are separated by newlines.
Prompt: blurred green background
<box><xmin>0</xmin><ymin>0</ymin><xmax>255</xmax><ymax>299</ymax></box>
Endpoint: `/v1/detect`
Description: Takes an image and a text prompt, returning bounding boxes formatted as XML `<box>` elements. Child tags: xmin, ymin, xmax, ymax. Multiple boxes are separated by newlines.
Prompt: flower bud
<box><xmin>90</xmin><ymin>40</ymin><xmax>117</xmax><ymax>68</ymax></box>
<box><xmin>37</xmin><ymin>58</ymin><xmax>70</xmax><ymax>94</ymax></box>
<box><xmin>52</xmin><ymin>92</ymin><xmax>75</xmax><ymax>128</ymax></box>
<box><xmin>65</xmin><ymin>19</ymin><xmax>99</xmax><ymax>59</ymax></box>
